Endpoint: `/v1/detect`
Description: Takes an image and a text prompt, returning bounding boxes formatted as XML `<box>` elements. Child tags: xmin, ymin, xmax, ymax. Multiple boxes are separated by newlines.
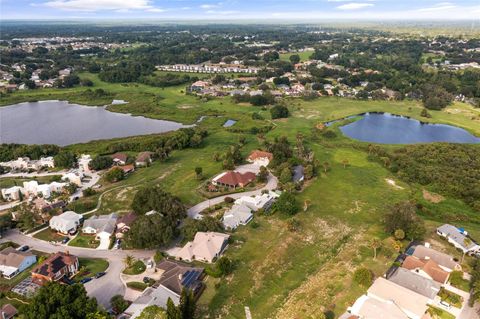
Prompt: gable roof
<box><xmin>155</xmin><ymin>260</ymin><xmax>204</xmax><ymax>295</ymax></box>
<box><xmin>402</xmin><ymin>256</ymin><xmax>450</xmax><ymax>284</ymax></box>
<box><xmin>176</xmin><ymin>232</ymin><xmax>230</xmax><ymax>262</ymax></box>
<box><xmin>437</xmin><ymin>224</ymin><xmax>478</xmax><ymax>250</ymax></box>
<box><xmin>1</xmin><ymin>304</ymin><xmax>17</xmax><ymax>319</ymax></box>
<box><xmin>247</xmin><ymin>150</ymin><xmax>273</xmax><ymax>161</ymax></box>
<box><xmin>0</xmin><ymin>247</ymin><xmax>34</xmax><ymax>268</ymax></box>
<box><xmin>223</xmin><ymin>204</ymin><xmax>253</xmax><ymax>229</ymax></box>
<box><xmin>350</xmin><ymin>295</ymin><xmax>409</xmax><ymax>319</ymax></box>
<box><xmin>111</xmin><ymin>153</ymin><xmax>128</xmax><ymax>162</ymax></box>
<box><xmin>117</xmin><ymin>212</ymin><xmax>137</xmax><ymax>227</ymax></box>
<box><xmin>412</xmin><ymin>245</ymin><xmax>460</xmax><ymax>271</ymax></box>
<box><xmin>32</xmin><ymin>252</ymin><xmax>78</xmax><ymax>278</ymax></box>
<box><xmin>136</xmin><ymin>152</ymin><xmax>153</xmax><ymax>163</ymax></box>
<box><xmin>213</xmin><ymin>171</ymin><xmax>256</xmax><ymax>187</ymax></box>
<box><xmin>367</xmin><ymin>277</ymin><xmax>429</xmax><ymax>319</ymax></box>
<box><xmin>83</xmin><ymin>213</ymin><xmax>118</xmax><ymax>234</ymax></box>
<box><xmin>388</xmin><ymin>267</ymin><xmax>441</xmax><ymax>299</ymax></box>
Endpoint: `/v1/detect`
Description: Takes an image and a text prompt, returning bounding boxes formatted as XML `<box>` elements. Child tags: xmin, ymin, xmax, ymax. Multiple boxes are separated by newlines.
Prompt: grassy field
<box><xmin>74</xmin><ymin>258</ymin><xmax>109</xmax><ymax>282</ymax></box>
<box><xmin>68</xmin><ymin>233</ymin><xmax>100</xmax><ymax>249</ymax></box>
<box><xmin>32</xmin><ymin>228</ymin><xmax>65</xmax><ymax>242</ymax></box>
<box><xmin>279</xmin><ymin>50</ymin><xmax>314</xmax><ymax>62</ymax></box>
<box><xmin>2</xmin><ymin>74</ymin><xmax>480</xmax><ymax>318</ymax></box>
<box><xmin>122</xmin><ymin>260</ymin><xmax>146</xmax><ymax>275</ymax></box>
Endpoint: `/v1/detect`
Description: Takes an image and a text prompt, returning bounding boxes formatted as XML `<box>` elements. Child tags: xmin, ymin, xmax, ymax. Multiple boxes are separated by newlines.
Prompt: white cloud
<box><xmin>337</xmin><ymin>2</ymin><xmax>373</xmax><ymax>10</ymax></box>
<box><xmin>417</xmin><ymin>2</ymin><xmax>456</xmax><ymax>12</ymax></box>
<box><xmin>205</xmin><ymin>9</ymin><xmax>237</xmax><ymax>15</ymax></box>
<box><xmin>200</xmin><ymin>4</ymin><xmax>219</xmax><ymax>9</ymax></box>
<box><xmin>42</xmin><ymin>0</ymin><xmax>156</xmax><ymax>11</ymax></box>
<box><xmin>146</xmin><ymin>8</ymin><xmax>166</xmax><ymax>12</ymax></box>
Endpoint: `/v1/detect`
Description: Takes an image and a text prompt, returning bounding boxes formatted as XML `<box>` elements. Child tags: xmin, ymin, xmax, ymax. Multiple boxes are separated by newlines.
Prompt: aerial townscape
<box><xmin>0</xmin><ymin>1</ymin><xmax>480</xmax><ymax>319</ymax></box>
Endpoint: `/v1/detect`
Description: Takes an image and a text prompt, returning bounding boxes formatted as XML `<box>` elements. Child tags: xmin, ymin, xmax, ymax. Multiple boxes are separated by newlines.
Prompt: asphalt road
<box><xmin>0</xmin><ymin>229</ymin><xmax>154</xmax><ymax>309</ymax></box>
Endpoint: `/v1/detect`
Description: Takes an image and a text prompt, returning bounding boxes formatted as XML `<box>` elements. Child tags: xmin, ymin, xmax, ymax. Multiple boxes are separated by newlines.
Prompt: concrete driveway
<box><xmin>0</xmin><ymin>229</ymin><xmax>154</xmax><ymax>309</ymax></box>
<box><xmin>187</xmin><ymin>168</ymin><xmax>278</xmax><ymax>219</ymax></box>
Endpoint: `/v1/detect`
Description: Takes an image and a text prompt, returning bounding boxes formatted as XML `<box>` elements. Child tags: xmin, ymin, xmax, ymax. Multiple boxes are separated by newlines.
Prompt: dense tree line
<box><xmin>0</xmin><ymin>143</ymin><xmax>60</xmax><ymax>162</ymax></box>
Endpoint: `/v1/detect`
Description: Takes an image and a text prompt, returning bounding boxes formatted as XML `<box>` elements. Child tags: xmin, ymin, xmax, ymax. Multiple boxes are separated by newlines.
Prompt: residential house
<box><xmin>1</xmin><ymin>186</ymin><xmax>23</xmax><ymax>201</ymax></box>
<box><xmin>189</xmin><ymin>80</ymin><xmax>209</xmax><ymax>92</ymax></box>
<box><xmin>135</xmin><ymin>152</ymin><xmax>153</xmax><ymax>167</ymax></box>
<box><xmin>0</xmin><ymin>304</ymin><xmax>17</xmax><ymax>319</ymax></box>
<box><xmin>111</xmin><ymin>153</ymin><xmax>128</xmax><ymax>166</ymax></box>
<box><xmin>387</xmin><ymin>267</ymin><xmax>441</xmax><ymax>300</ymax></box>
<box><xmin>411</xmin><ymin>244</ymin><xmax>462</xmax><ymax>272</ymax></box>
<box><xmin>293</xmin><ymin>165</ymin><xmax>305</xmax><ymax>183</ymax></box>
<box><xmin>115</xmin><ymin>212</ymin><xmax>137</xmax><ymax>238</ymax></box>
<box><xmin>117</xmin><ymin>164</ymin><xmax>135</xmax><ymax>174</ymax></box>
<box><xmin>222</xmin><ymin>204</ymin><xmax>253</xmax><ymax>230</ymax></box>
<box><xmin>234</xmin><ymin>191</ymin><xmax>280</xmax><ymax>212</ymax></box>
<box><xmin>122</xmin><ymin>261</ymin><xmax>204</xmax><ymax>318</ymax></box>
<box><xmin>31</xmin><ymin>251</ymin><xmax>79</xmax><ymax>285</ymax></box>
<box><xmin>0</xmin><ymin>247</ymin><xmax>37</xmax><ymax>279</ymax></box>
<box><xmin>212</xmin><ymin>171</ymin><xmax>256</xmax><ymax>189</ymax></box>
<box><xmin>436</xmin><ymin>224</ymin><xmax>480</xmax><ymax>254</ymax></box>
<box><xmin>61</xmin><ymin>171</ymin><xmax>84</xmax><ymax>186</ymax></box>
<box><xmin>401</xmin><ymin>255</ymin><xmax>450</xmax><ymax>284</ymax></box>
<box><xmin>366</xmin><ymin>277</ymin><xmax>429</xmax><ymax>319</ymax></box>
<box><xmin>82</xmin><ymin>213</ymin><xmax>118</xmax><ymax>242</ymax></box>
<box><xmin>175</xmin><ymin>232</ymin><xmax>230</xmax><ymax>263</ymax></box>
<box><xmin>49</xmin><ymin>211</ymin><xmax>83</xmax><ymax>234</ymax></box>
<box><xmin>348</xmin><ymin>295</ymin><xmax>409</xmax><ymax>319</ymax></box>
<box><xmin>247</xmin><ymin>150</ymin><xmax>273</xmax><ymax>166</ymax></box>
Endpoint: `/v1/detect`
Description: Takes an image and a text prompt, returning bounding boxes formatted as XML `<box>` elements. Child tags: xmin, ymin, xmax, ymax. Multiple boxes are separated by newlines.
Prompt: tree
<box><xmin>257</xmin><ymin>166</ymin><xmax>269</xmax><ymax>183</ymax></box>
<box><xmin>422</xmin><ymin>84</ymin><xmax>453</xmax><ymax>110</ymax></box>
<box><xmin>137</xmin><ymin>305</ymin><xmax>167</xmax><ymax>319</ymax></box>
<box><xmin>22</xmin><ymin>282</ymin><xmax>99</xmax><ymax>319</ymax></box>
<box><xmin>270</xmin><ymin>105</ymin><xmax>289</xmax><ymax>119</ymax></box>
<box><xmin>124</xmin><ymin>255</ymin><xmax>134</xmax><ymax>268</ymax></box>
<box><xmin>54</xmin><ymin>151</ymin><xmax>77</xmax><ymax>168</ymax></box>
<box><xmin>279</xmin><ymin>167</ymin><xmax>292</xmax><ymax>184</ymax></box>
<box><xmin>166</xmin><ymin>298</ymin><xmax>180</xmax><ymax>319</ymax></box>
<box><xmin>125</xmin><ymin>214</ymin><xmax>177</xmax><ymax>249</ymax></box>
<box><xmin>353</xmin><ymin>268</ymin><xmax>373</xmax><ymax>286</ymax></box>
<box><xmin>274</xmin><ymin>192</ymin><xmax>300</xmax><ymax>216</ymax></box>
<box><xmin>0</xmin><ymin>215</ymin><xmax>12</xmax><ymax>235</ymax></box>
<box><xmin>110</xmin><ymin>295</ymin><xmax>129</xmax><ymax>314</ymax></box>
<box><xmin>89</xmin><ymin>156</ymin><xmax>113</xmax><ymax>170</ymax></box>
<box><xmin>394</xmin><ymin>229</ymin><xmax>405</xmax><ymax>240</ymax></box>
<box><xmin>181</xmin><ymin>216</ymin><xmax>223</xmax><ymax>242</ymax></box>
<box><xmin>217</xmin><ymin>256</ymin><xmax>234</xmax><ymax>276</ymax></box>
<box><xmin>105</xmin><ymin>167</ymin><xmax>125</xmax><ymax>183</ymax></box>
<box><xmin>384</xmin><ymin>201</ymin><xmax>426</xmax><ymax>240</ymax></box>
<box><xmin>131</xmin><ymin>186</ymin><xmax>185</xmax><ymax>223</ymax></box>
<box><xmin>194</xmin><ymin>167</ymin><xmax>203</xmax><ymax>180</ymax></box>
<box><xmin>179</xmin><ymin>289</ymin><xmax>196</xmax><ymax>319</ymax></box>
<box><xmin>322</xmin><ymin>161</ymin><xmax>330</xmax><ymax>174</ymax></box>
<box><xmin>289</xmin><ymin>54</ymin><xmax>301</xmax><ymax>64</ymax></box>
<box><xmin>371</xmin><ymin>238</ymin><xmax>381</xmax><ymax>259</ymax></box>
<box><xmin>303</xmin><ymin>199</ymin><xmax>311</xmax><ymax>212</ymax></box>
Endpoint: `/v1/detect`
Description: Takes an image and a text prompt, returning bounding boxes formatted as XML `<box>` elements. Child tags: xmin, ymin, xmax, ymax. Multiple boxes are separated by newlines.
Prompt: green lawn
<box><xmin>279</xmin><ymin>50</ymin><xmax>314</xmax><ymax>62</ymax></box>
<box><xmin>32</xmin><ymin>228</ymin><xmax>65</xmax><ymax>242</ymax></box>
<box><xmin>122</xmin><ymin>260</ymin><xmax>146</xmax><ymax>275</ymax></box>
<box><xmin>428</xmin><ymin>306</ymin><xmax>456</xmax><ymax>319</ymax></box>
<box><xmin>68</xmin><ymin>233</ymin><xmax>100</xmax><ymax>249</ymax></box>
<box><xmin>74</xmin><ymin>258</ymin><xmax>109</xmax><ymax>282</ymax></box>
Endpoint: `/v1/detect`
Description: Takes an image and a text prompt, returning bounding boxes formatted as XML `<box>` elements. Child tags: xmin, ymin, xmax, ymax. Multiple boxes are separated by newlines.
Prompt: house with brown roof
<box><xmin>117</xmin><ymin>164</ymin><xmax>135</xmax><ymax>174</ymax></box>
<box><xmin>247</xmin><ymin>150</ymin><xmax>273</xmax><ymax>166</ymax></box>
<box><xmin>212</xmin><ymin>171</ymin><xmax>256</xmax><ymax>189</ymax></box>
<box><xmin>135</xmin><ymin>152</ymin><xmax>153</xmax><ymax>167</ymax></box>
<box><xmin>1</xmin><ymin>304</ymin><xmax>17</xmax><ymax>319</ymax></box>
<box><xmin>31</xmin><ymin>251</ymin><xmax>79</xmax><ymax>285</ymax></box>
<box><xmin>412</xmin><ymin>244</ymin><xmax>461</xmax><ymax>272</ymax></box>
<box><xmin>0</xmin><ymin>247</ymin><xmax>37</xmax><ymax>279</ymax></box>
<box><xmin>116</xmin><ymin>212</ymin><xmax>137</xmax><ymax>238</ymax></box>
<box><xmin>111</xmin><ymin>153</ymin><xmax>128</xmax><ymax>166</ymax></box>
<box><xmin>401</xmin><ymin>255</ymin><xmax>450</xmax><ymax>284</ymax></box>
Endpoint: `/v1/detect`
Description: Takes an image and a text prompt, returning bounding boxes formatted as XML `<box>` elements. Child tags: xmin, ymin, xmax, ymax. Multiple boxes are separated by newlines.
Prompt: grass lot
<box><xmin>74</xmin><ymin>258</ymin><xmax>109</xmax><ymax>282</ymax></box>
<box><xmin>279</xmin><ymin>50</ymin><xmax>314</xmax><ymax>62</ymax></box>
<box><xmin>122</xmin><ymin>260</ymin><xmax>146</xmax><ymax>275</ymax></box>
<box><xmin>428</xmin><ymin>306</ymin><xmax>456</xmax><ymax>319</ymax></box>
<box><xmin>2</xmin><ymin>74</ymin><xmax>480</xmax><ymax>318</ymax></box>
<box><xmin>32</xmin><ymin>228</ymin><xmax>65</xmax><ymax>242</ymax></box>
<box><xmin>68</xmin><ymin>233</ymin><xmax>100</xmax><ymax>249</ymax></box>
<box><xmin>438</xmin><ymin>287</ymin><xmax>463</xmax><ymax>308</ymax></box>
<box><xmin>126</xmin><ymin>281</ymin><xmax>147</xmax><ymax>291</ymax></box>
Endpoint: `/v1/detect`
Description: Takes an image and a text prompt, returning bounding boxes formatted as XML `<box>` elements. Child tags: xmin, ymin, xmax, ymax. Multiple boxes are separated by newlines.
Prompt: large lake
<box><xmin>0</xmin><ymin>101</ymin><xmax>190</xmax><ymax>146</ymax></box>
<box><xmin>337</xmin><ymin>112</ymin><xmax>480</xmax><ymax>144</ymax></box>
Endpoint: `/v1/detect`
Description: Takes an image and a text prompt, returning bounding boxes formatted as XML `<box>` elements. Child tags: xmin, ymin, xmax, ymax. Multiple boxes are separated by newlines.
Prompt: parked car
<box><xmin>61</xmin><ymin>237</ymin><xmax>70</xmax><ymax>244</ymax></box>
<box><xmin>80</xmin><ymin>277</ymin><xmax>92</xmax><ymax>284</ymax></box>
<box><xmin>94</xmin><ymin>272</ymin><xmax>106</xmax><ymax>279</ymax></box>
<box><xmin>142</xmin><ymin>276</ymin><xmax>152</xmax><ymax>284</ymax></box>
<box><xmin>17</xmin><ymin>245</ymin><xmax>29</xmax><ymax>252</ymax></box>
<box><xmin>113</xmin><ymin>239</ymin><xmax>121</xmax><ymax>249</ymax></box>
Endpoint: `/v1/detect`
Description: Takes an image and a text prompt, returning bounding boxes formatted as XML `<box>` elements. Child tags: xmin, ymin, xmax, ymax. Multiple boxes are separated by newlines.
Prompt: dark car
<box><xmin>143</xmin><ymin>276</ymin><xmax>151</xmax><ymax>284</ymax></box>
<box><xmin>61</xmin><ymin>237</ymin><xmax>70</xmax><ymax>244</ymax></box>
<box><xmin>94</xmin><ymin>272</ymin><xmax>106</xmax><ymax>279</ymax></box>
<box><xmin>17</xmin><ymin>245</ymin><xmax>29</xmax><ymax>252</ymax></box>
<box><xmin>80</xmin><ymin>277</ymin><xmax>92</xmax><ymax>284</ymax></box>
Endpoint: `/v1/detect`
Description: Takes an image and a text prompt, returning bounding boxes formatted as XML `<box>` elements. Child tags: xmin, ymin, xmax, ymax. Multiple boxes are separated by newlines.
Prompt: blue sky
<box><xmin>1</xmin><ymin>0</ymin><xmax>480</xmax><ymax>20</ymax></box>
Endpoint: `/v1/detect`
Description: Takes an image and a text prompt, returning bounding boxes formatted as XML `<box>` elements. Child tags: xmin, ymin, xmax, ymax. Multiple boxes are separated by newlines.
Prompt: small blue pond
<box><xmin>223</xmin><ymin>119</ymin><xmax>237</xmax><ymax>127</ymax></box>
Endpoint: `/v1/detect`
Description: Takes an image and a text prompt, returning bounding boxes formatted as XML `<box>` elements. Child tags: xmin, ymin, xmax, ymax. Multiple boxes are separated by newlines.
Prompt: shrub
<box><xmin>353</xmin><ymin>268</ymin><xmax>373</xmax><ymax>286</ymax></box>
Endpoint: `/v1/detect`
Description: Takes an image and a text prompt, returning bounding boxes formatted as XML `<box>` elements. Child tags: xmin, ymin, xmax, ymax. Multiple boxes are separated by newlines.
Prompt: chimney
<box><xmin>424</xmin><ymin>242</ymin><xmax>431</xmax><ymax>248</ymax></box>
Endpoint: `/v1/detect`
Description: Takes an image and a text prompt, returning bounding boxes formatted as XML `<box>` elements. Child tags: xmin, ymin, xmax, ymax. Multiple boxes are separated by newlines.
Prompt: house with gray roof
<box><xmin>387</xmin><ymin>267</ymin><xmax>441</xmax><ymax>300</ymax></box>
<box><xmin>49</xmin><ymin>211</ymin><xmax>83</xmax><ymax>234</ymax></box>
<box><xmin>222</xmin><ymin>204</ymin><xmax>253</xmax><ymax>230</ymax></box>
<box><xmin>82</xmin><ymin>213</ymin><xmax>117</xmax><ymax>242</ymax></box>
<box><xmin>0</xmin><ymin>247</ymin><xmax>37</xmax><ymax>279</ymax></box>
<box><xmin>436</xmin><ymin>224</ymin><xmax>480</xmax><ymax>254</ymax></box>
<box><xmin>412</xmin><ymin>244</ymin><xmax>461</xmax><ymax>272</ymax></box>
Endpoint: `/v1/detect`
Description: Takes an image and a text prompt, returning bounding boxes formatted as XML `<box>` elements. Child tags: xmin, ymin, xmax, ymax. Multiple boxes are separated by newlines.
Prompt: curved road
<box><xmin>187</xmin><ymin>172</ymin><xmax>278</xmax><ymax>219</ymax></box>
<box><xmin>0</xmin><ymin>229</ymin><xmax>154</xmax><ymax>309</ymax></box>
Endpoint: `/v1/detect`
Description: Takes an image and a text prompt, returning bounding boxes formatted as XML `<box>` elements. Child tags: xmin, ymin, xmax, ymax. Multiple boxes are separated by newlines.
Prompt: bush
<box><xmin>126</xmin><ymin>281</ymin><xmax>148</xmax><ymax>291</ymax></box>
<box><xmin>270</xmin><ymin>105</ymin><xmax>289</xmax><ymax>119</ymax></box>
<box><xmin>353</xmin><ymin>268</ymin><xmax>373</xmax><ymax>286</ymax></box>
<box><xmin>105</xmin><ymin>167</ymin><xmax>125</xmax><ymax>183</ymax></box>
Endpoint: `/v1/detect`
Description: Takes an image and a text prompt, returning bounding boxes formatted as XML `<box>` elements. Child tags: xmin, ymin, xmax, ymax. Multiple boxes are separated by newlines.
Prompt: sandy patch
<box><xmin>422</xmin><ymin>189</ymin><xmax>445</xmax><ymax>203</ymax></box>
<box><xmin>386</xmin><ymin>178</ymin><xmax>404</xmax><ymax>190</ymax></box>
<box><xmin>177</xmin><ymin>104</ymin><xmax>196</xmax><ymax>109</ymax></box>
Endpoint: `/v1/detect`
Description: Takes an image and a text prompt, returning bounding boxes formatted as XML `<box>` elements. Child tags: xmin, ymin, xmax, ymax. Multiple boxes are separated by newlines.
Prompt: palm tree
<box><xmin>371</xmin><ymin>239</ymin><xmax>381</xmax><ymax>259</ymax></box>
<box><xmin>342</xmin><ymin>159</ymin><xmax>349</xmax><ymax>168</ymax></box>
<box><xmin>124</xmin><ymin>255</ymin><xmax>134</xmax><ymax>268</ymax></box>
<box><xmin>462</xmin><ymin>238</ymin><xmax>472</xmax><ymax>263</ymax></box>
<box><xmin>303</xmin><ymin>199</ymin><xmax>311</xmax><ymax>212</ymax></box>
<box><xmin>322</xmin><ymin>161</ymin><xmax>330</xmax><ymax>174</ymax></box>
